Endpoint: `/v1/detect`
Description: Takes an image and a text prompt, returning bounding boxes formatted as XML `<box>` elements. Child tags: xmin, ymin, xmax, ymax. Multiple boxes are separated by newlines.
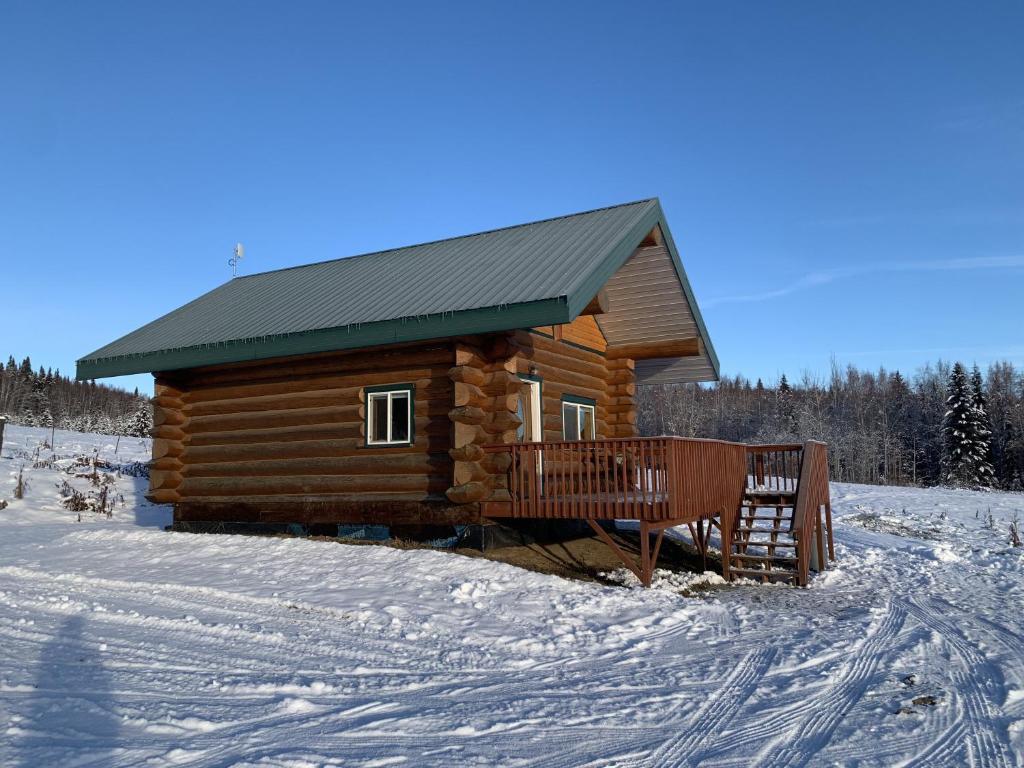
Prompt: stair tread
<box><xmin>730</xmin><ymin>553</ymin><xmax>799</xmax><ymax>563</ymax></box>
<box><xmin>729</xmin><ymin>568</ymin><xmax>799</xmax><ymax>581</ymax></box>
<box><xmin>735</xmin><ymin>541</ymin><xmax>797</xmax><ymax>547</ymax></box>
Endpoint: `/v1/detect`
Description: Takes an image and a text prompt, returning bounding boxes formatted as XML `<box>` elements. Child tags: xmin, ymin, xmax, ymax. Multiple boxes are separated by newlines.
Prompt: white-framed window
<box><xmin>561</xmin><ymin>396</ymin><xmax>596</xmax><ymax>441</ymax></box>
<box><xmin>365</xmin><ymin>385</ymin><xmax>414</xmax><ymax>445</ymax></box>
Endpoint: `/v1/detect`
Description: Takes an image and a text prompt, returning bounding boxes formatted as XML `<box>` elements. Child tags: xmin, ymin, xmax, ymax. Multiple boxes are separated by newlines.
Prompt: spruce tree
<box><xmin>943</xmin><ymin>363</ymin><xmax>992</xmax><ymax>487</ymax></box>
<box><xmin>970</xmin><ymin>365</ymin><xmax>995</xmax><ymax>487</ymax></box>
<box><xmin>124</xmin><ymin>401</ymin><xmax>152</xmax><ymax>437</ymax></box>
<box><xmin>943</xmin><ymin>363</ymin><xmax>976</xmax><ymax>486</ymax></box>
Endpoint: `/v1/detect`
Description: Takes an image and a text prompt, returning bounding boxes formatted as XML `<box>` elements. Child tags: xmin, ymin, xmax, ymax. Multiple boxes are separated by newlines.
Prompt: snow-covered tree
<box><xmin>970</xmin><ymin>365</ymin><xmax>995</xmax><ymax>487</ymax></box>
<box><xmin>123</xmin><ymin>401</ymin><xmax>153</xmax><ymax>437</ymax></box>
<box><xmin>943</xmin><ymin>363</ymin><xmax>991</xmax><ymax>488</ymax></box>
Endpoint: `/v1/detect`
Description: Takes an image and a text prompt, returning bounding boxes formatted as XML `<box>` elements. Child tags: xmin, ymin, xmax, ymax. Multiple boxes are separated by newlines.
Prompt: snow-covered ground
<box><xmin>1</xmin><ymin>424</ymin><xmax>1022</xmax><ymax>767</ymax></box>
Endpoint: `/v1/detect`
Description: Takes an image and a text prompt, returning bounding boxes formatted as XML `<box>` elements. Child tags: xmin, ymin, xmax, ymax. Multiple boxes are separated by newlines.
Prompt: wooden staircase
<box><xmin>725</xmin><ymin>442</ymin><xmax>835</xmax><ymax>587</ymax></box>
<box><xmin>728</xmin><ymin>489</ymin><xmax>802</xmax><ymax>584</ymax></box>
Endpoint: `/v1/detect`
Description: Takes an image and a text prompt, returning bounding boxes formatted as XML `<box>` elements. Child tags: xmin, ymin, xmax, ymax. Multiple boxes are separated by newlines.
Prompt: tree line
<box><xmin>0</xmin><ymin>356</ymin><xmax>151</xmax><ymax>437</ymax></box>
<box><xmin>638</xmin><ymin>359</ymin><xmax>1024</xmax><ymax>490</ymax></box>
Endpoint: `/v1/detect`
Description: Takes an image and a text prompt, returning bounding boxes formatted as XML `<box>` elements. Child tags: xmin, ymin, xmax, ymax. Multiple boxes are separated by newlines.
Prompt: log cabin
<box><xmin>78</xmin><ymin>198</ymin><xmax>834</xmax><ymax>586</ymax></box>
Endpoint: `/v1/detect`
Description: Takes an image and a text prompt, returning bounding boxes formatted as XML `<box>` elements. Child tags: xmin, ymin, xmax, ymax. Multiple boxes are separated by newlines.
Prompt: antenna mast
<box><xmin>228</xmin><ymin>243</ymin><xmax>244</xmax><ymax>277</ymax></box>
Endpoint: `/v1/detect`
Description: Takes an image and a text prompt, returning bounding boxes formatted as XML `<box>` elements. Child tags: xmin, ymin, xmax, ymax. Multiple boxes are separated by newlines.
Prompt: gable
<box><xmin>76</xmin><ymin>198</ymin><xmax>719</xmax><ymax>384</ymax></box>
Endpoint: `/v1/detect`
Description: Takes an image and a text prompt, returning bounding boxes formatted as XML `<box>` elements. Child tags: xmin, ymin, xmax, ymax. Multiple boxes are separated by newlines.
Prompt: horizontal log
<box><xmin>150</xmin><ymin>425</ymin><xmax>185</xmax><ymax>441</ymax></box>
<box><xmin>604</xmin><ymin>357</ymin><xmax>635</xmax><ymax>371</ymax></box>
<box><xmin>453</xmin><ymin>382</ymin><xmax>487</xmax><ymax>408</ymax></box>
<box><xmin>146</xmin><ymin>489</ymin><xmax>180</xmax><ymax>504</ymax></box>
<box><xmin>605</xmin><ymin>338</ymin><xmax>701</xmax><ymax>360</ymax></box>
<box><xmin>517</xmin><ymin>345</ymin><xmax>609</xmax><ymax>383</ymax></box>
<box><xmin>482</xmin><ymin>410</ymin><xmax>522</xmax><ymax>434</ymax></box>
<box><xmin>188</xmin><ymin>405</ymin><xmax>447</xmax><ymax>435</ymax></box>
<box><xmin>179</xmin><ymin>474</ymin><xmax>449</xmax><ymax>498</ymax></box>
<box><xmin>447</xmin><ymin>365</ymin><xmax>486</xmax><ymax>386</ymax></box>
<box><xmin>153</xmin><ymin>408</ymin><xmax>186</xmax><ymax>427</ymax></box>
<box><xmin>453</xmin><ymin>459</ymin><xmax>487</xmax><ymax>486</ymax></box>
<box><xmin>449</xmin><ymin>406</ymin><xmax>486</xmax><ymax>426</ymax></box>
<box><xmin>482</xmin><ymin>451</ymin><xmax>512</xmax><ymax>474</ymax></box>
<box><xmin>580</xmin><ymin>288</ymin><xmax>610</xmax><ymax>315</ymax></box>
<box><xmin>173</xmin><ymin>497</ymin><xmax>482</xmax><ymax>526</ymax></box>
<box><xmin>186</xmin><ymin>453</ymin><xmax>451</xmax><ymax>478</ymax></box>
<box><xmin>483</xmin><ymin>370</ymin><xmax>522</xmax><ymax>397</ymax></box>
<box><xmin>187</xmin><ymin>383</ymin><xmax>450</xmax><ymax>417</ymax></box>
<box><xmin>455</xmin><ymin>344</ymin><xmax>487</xmax><ymax>368</ymax></box>
<box><xmin>152</xmin><ymin>457</ymin><xmax>183</xmax><ymax>472</ymax></box>
<box><xmin>152</xmin><ymin>438</ymin><xmax>184</xmax><ymax>460</ymax></box>
<box><xmin>482</xmin><ymin>334</ymin><xmax>519</xmax><ymax>362</ymax></box>
<box><xmin>180</xmin><ymin>344</ymin><xmax>454</xmax><ymax>388</ymax></box>
<box><xmin>453</xmin><ymin>421</ymin><xmax>488</xmax><ymax>449</ymax></box>
<box><xmin>183</xmin><ymin>438</ymin><xmax>450</xmax><ymax>464</ymax></box>
<box><xmin>607</xmin><ymin>382</ymin><xmax>637</xmax><ymax>398</ymax></box>
<box><xmin>152</xmin><ymin>395</ymin><xmax>184</xmax><ymax>409</ymax></box>
<box><xmin>613</xmin><ymin>410</ymin><xmax>638</xmax><ymax>425</ymax></box>
<box><xmin>446</xmin><ymin>481</ymin><xmax>491</xmax><ymax>504</ymax></box>
<box><xmin>186</xmin><ymin>420</ymin><xmax>451</xmax><ymax>447</ymax></box>
<box><xmin>150</xmin><ymin>470</ymin><xmax>182</xmax><ymax>490</ymax></box>
<box><xmin>606</xmin><ymin>395</ymin><xmax>637</xmax><ymax>407</ymax></box>
<box><xmin>449</xmin><ymin>443</ymin><xmax>485</xmax><ymax>462</ymax></box>
<box><xmin>154</xmin><ymin>381</ymin><xmax>184</xmax><ymax>399</ymax></box>
<box><xmin>527</xmin><ymin>365</ymin><xmax>608</xmax><ymax>399</ymax></box>
<box><xmin>516</xmin><ymin>329</ymin><xmax>607</xmax><ymax>366</ymax></box>
<box><xmin>184</xmin><ymin>373</ymin><xmax>443</xmax><ymax>407</ymax></box>
<box><xmin>605</xmin><ymin>403</ymin><xmax>638</xmax><ymax>416</ymax></box>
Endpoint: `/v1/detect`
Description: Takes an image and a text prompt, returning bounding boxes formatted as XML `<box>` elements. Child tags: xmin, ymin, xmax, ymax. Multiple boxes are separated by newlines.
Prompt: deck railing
<box><xmin>482</xmin><ymin>436</ymin><xmax>834</xmax><ymax>587</ymax></box>
<box><xmin>482</xmin><ymin>436</ymin><xmax>748</xmax><ymax>523</ymax></box>
<box><xmin>746</xmin><ymin>443</ymin><xmax>803</xmax><ymax>492</ymax></box>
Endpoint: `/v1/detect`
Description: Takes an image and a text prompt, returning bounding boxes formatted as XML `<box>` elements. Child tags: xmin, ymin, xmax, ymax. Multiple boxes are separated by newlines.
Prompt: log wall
<box><xmin>150</xmin><ymin>342</ymin><xmax>457</xmax><ymax>520</ymax></box>
<box><xmin>148</xmin><ymin>327</ymin><xmax>640</xmax><ymax>524</ymax></box>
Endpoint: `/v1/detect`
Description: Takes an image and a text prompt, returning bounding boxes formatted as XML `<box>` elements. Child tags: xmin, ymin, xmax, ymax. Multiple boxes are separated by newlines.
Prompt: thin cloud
<box><xmin>704</xmin><ymin>255</ymin><xmax>1024</xmax><ymax>308</ymax></box>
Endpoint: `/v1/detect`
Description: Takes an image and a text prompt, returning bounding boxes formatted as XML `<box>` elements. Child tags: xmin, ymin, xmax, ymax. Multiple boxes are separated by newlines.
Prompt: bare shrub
<box><xmin>14</xmin><ymin>467</ymin><xmax>27</xmax><ymax>499</ymax></box>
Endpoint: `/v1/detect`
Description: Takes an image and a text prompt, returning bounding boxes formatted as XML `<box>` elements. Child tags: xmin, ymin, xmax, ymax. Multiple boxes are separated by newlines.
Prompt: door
<box><xmin>516</xmin><ymin>378</ymin><xmax>542</xmax><ymax>443</ymax></box>
<box><xmin>516</xmin><ymin>378</ymin><xmax>544</xmax><ymax>494</ymax></box>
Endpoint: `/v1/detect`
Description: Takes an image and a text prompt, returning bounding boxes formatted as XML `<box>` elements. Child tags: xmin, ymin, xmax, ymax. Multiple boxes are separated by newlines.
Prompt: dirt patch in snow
<box><xmin>456</xmin><ymin>528</ymin><xmax>713</xmax><ymax>585</ymax></box>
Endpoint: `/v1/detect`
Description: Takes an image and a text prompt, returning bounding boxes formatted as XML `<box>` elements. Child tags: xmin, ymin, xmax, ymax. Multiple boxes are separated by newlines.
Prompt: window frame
<box><xmin>561</xmin><ymin>394</ymin><xmax>597</xmax><ymax>441</ymax></box>
<box><xmin>364</xmin><ymin>384</ymin><xmax>415</xmax><ymax>447</ymax></box>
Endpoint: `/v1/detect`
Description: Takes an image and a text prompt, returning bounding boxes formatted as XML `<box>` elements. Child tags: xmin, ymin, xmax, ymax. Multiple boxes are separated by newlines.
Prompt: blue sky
<box><xmin>2</xmin><ymin>1</ymin><xmax>1021</xmax><ymax>395</ymax></box>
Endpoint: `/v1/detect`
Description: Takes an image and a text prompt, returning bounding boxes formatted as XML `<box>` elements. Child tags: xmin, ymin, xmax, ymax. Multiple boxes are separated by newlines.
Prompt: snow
<box><xmin>1</xmin><ymin>424</ymin><xmax>1023</xmax><ymax>767</ymax></box>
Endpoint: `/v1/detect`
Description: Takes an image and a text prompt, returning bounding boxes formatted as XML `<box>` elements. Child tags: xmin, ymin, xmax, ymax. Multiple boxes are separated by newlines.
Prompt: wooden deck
<box><xmin>481</xmin><ymin>437</ymin><xmax>834</xmax><ymax>586</ymax></box>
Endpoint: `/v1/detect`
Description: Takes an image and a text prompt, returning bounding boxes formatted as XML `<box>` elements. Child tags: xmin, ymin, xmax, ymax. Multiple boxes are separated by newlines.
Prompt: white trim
<box><xmin>367</xmin><ymin>388</ymin><xmax>412</xmax><ymax>445</ymax></box>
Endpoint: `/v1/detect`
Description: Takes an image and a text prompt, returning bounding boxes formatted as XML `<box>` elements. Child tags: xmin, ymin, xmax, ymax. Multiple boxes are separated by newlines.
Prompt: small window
<box><xmin>561</xmin><ymin>395</ymin><xmax>596</xmax><ymax>441</ymax></box>
<box><xmin>365</xmin><ymin>385</ymin><xmax>414</xmax><ymax>445</ymax></box>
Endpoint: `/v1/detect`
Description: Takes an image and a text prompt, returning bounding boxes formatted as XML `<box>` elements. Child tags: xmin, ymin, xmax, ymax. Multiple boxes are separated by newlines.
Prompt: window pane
<box><xmin>580</xmin><ymin>406</ymin><xmax>595</xmax><ymax>440</ymax></box>
<box><xmin>390</xmin><ymin>392</ymin><xmax>410</xmax><ymax>442</ymax></box>
<box><xmin>562</xmin><ymin>403</ymin><xmax>578</xmax><ymax>440</ymax></box>
<box><xmin>370</xmin><ymin>394</ymin><xmax>389</xmax><ymax>442</ymax></box>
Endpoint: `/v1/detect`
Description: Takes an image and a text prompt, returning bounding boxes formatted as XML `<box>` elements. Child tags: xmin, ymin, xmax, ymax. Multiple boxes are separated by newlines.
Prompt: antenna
<box><xmin>228</xmin><ymin>243</ymin><xmax>244</xmax><ymax>277</ymax></box>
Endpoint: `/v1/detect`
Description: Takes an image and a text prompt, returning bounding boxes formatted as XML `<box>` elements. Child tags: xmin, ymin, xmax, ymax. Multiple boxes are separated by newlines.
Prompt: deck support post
<box><xmin>586</xmin><ymin>519</ymin><xmax>645</xmax><ymax>584</ymax></box>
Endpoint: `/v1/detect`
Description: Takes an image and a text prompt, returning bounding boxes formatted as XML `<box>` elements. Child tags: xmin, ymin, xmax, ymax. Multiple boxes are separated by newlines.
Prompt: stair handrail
<box><xmin>791</xmin><ymin>440</ymin><xmax>831</xmax><ymax>584</ymax></box>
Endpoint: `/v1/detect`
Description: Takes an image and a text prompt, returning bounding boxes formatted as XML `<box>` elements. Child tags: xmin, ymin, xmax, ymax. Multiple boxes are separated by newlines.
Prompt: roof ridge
<box><xmin>236</xmin><ymin>197</ymin><xmax>658</xmax><ymax>280</ymax></box>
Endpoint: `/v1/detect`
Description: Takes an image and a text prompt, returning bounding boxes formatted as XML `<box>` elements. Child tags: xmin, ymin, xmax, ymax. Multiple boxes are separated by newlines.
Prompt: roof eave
<box><xmin>75</xmin><ymin>297</ymin><xmax>573</xmax><ymax>380</ymax></box>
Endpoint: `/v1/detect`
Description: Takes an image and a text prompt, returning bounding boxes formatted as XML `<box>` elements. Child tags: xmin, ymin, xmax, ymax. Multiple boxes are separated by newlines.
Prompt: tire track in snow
<box><xmin>517</xmin><ymin>652</ymin><xmax>754</xmax><ymax>768</ymax></box>
<box><xmin>898</xmin><ymin>596</ymin><xmax>1013</xmax><ymax>768</ymax></box>
<box><xmin>644</xmin><ymin>646</ymin><xmax>778</xmax><ymax>767</ymax></box>
<box><xmin>751</xmin><ymin>598</ymin><xmax>907</xmax><ymax>768</ymax></box>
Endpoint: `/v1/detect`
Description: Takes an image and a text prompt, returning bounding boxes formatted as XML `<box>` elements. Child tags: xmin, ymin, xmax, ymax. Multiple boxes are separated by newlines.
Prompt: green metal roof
<box><xmin>77</xmin><ymin>198</ymin><xmax>719</xmax><ymax>380</ymax></box>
